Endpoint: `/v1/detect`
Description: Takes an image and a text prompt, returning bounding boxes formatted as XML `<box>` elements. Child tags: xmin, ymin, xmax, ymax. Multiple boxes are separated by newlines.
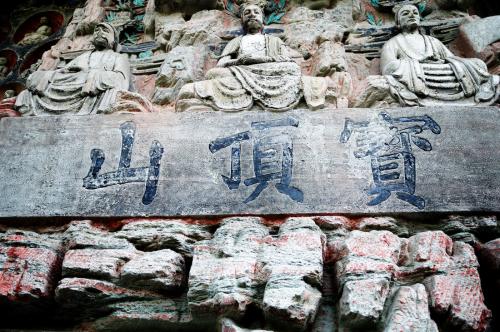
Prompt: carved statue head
<box><xmin>92</xmin><ymin>23</ymin><xmax>119</xmax><ymax>51</ymax></box>
<box><xmin>241</xmin><ymin>4</ymin><xmax>264</xmax><ymax>34</ymax></box>
<box><xmin>395</xmin><ymin>4</ymin><xmax>421</xmax><ymax>31</ymax></box>
<box><xmin>39</xmin><ymin>16</ymin><xmax>49</xmax><ymax>25</ymax></box>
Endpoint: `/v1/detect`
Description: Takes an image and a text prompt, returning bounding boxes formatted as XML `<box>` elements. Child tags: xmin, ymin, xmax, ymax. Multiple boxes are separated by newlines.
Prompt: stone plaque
<box><xmin>0</xmin><ymin>107</ymin><xmax>499</xmax><ymax>217</ymax></box>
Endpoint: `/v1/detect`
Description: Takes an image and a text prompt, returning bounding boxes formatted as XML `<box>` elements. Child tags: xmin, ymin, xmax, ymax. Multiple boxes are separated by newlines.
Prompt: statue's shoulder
<box><xmin>221</xmin><ymin>35</ymin><xmax>243</xmax><ymax>57</ymax></box>
<box><xmin>386</xmin><ymin>33</ymin><xmax>403</xmax><ymax>44</ymax></box>
<box><xmin>226</xmin><ymin>35</ymin><xmax>243</xmax><ymax>48</ymax></box>
<box><xmin>264</xmin><ymin>34</ymin><xmax>284</xmax><ymax>43</ymax></box>
<box><xmin>382</xmin><ymin>33</ymin><xmax>407</xmax><ymax>52</ymax></box>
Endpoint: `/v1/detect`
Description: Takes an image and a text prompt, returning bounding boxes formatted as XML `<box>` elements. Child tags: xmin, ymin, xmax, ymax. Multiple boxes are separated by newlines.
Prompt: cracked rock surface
<box><xmin>0</xmin><ymin>216</ymin><xmax>496</xmax><ymax>331</ymax></box>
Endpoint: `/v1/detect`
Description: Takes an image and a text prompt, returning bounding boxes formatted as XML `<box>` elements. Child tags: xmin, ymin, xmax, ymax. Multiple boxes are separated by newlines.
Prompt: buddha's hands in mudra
<box><xmin>237</xmin><ymin>54</ymin><xmax>273</xmax><ymax>65</ymax></box>
<box><xmin>220</xmin><ymin>54</ymin><xmax>273</xmax><ymax>67</ymax></box>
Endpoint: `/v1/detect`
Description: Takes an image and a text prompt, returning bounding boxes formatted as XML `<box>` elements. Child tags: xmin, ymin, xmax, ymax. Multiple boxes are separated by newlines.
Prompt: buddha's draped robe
<box><xmin>16</xmin><ymin>49</ymin><xmax>130</xmax><ymax>115</ymax></box>
<box><xmin>381</xmin><ymin>33</ymin><xmax>498</xmax><ymax>106</ymax></box>
<box><xmin>193</xmin><ymin>35</ymin><xmax>302</xmax><ymax>111</ymax></box>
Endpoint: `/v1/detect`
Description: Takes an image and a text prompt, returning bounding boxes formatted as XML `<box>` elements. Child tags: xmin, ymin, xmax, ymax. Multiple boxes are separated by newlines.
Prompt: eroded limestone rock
<box><xmin>120</xmin><ymin>249</ymin><xmax>185</xmax><ymax>292</ymax></box>
<box><xmin>335</xmin><ymin>230</ymin><xmax>403</xmax><ymax>329</ymax></box>
<box><xmin>115</xmin><ymin>219</ymin><xmax>211</xmax><ymax>257</ymax></box>
<box><xmin>62</xmin><ymin>248</ymin><xmax>139</xmax><ymax>281</ymax></box>
<box><xmin>55</xmin><ymin>277</ymin><xmax>162</xmax><ymax>309</ymax></box>
<box><xmin>383</xmin><ymin>284</ymin><xmax>438</xmax><ymax>332</ymax></box>
<box><xmin>0</xmin><ymin>230</ymin><xmax>64</xmax><ymax>305</ymax></box>
<box><xmin>334</xmin><ymin>229</ymin><xmax>491</xmax><ymax>332</ymax></box>
<box><xmin>92</xmin><ymin>299</ymin><xmax>192</xmax><ymax>331</ymax></box>
<box><xmin>440</xmin><ymin>215</ymin><xmax>498</xmax><ymax>245</ymax></box>
<box><xmin>64</xmin><ymin>220</ymin><xmax>134</xmax><ymax>250</ymax></box>
<box><xmin>261</xmin><ymin>218</ymin><xmax>325</xmax><ymax>331</ymax></box>
<box><xmin>422</xmin><ymin>240</ymin><xmax>491</xmax><ymax>332</ymax></box>
<box><xmin>188</xmin><ymin>216</ymin><xmax>325</xmax><ymax>331</ymax></box>
<box><xmin>188</xmin><ymin>217</ymin><xmax>268</xmax><ymax>322</ymax></box>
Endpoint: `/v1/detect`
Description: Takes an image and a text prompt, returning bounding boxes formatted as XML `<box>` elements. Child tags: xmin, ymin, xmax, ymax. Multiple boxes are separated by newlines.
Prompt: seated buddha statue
<box><xmin>15</xmin><ymin>23</ymin><xmax>131</xmax><ymax>116</ymax></box>
<box><xmin>18</xmin><ymin>16</ymin><xmax>53</xmax><ymax>46</ymax></box>
<box><xmin>175</xmin><ymin>2</ymin><xmax>346</xmax><ymax>112</ymax></box>
<box><xmin>355</xmin><ymin>4</ymin><xmax>499</xmax><ymax>107</ymax></box>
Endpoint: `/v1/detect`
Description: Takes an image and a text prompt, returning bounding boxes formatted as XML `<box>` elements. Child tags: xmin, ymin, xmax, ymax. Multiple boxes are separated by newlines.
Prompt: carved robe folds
<box><xmin>16</xmin><ymin>49</ymin><xmax>131</xmax><ymax>115</ymax></box>
<box><xmin>381</xmin><ymin>33</ymin><xmax>499</xmax><ymax>106</ymax></box>
<box><xmin>178</xmin><ymin>35</ymin><xmax>303</xmax><ymax>112</ymax></box>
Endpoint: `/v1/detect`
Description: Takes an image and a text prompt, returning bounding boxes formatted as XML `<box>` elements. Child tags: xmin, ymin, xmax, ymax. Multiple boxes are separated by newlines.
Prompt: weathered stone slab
<box><xmin>460</xmin><ymin>16</ymin><xmax>500</xmax><ymax>53</ymax></box>
<box><xmin>0</xmin><ymin>107</ymin><xmax>499</xmax><ymax>217</ymax></box>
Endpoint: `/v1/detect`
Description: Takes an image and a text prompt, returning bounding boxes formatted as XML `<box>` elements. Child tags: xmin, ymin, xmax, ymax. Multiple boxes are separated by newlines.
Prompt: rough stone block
<box><xmin>92</xmin><ymin>299</ymin><xmax>192</xmax><ymax>331</ymax></box>
<box><xmin>440</xmin><ymin>215</ymin><xmax>498</xmax><ymax>244</ymax></box>
<box><xmin>188</xmin><ymin>217</ymin><xmax>325</xmax><ymax>330</ymax></box>
<box><xmin>115</xmin><ymin>219</ymin><xmax>211</xmax><ymax>257</ymax></box>
<box><xmin>55</xmin><ymin>277</ymin><xmax>161</xmax><ymax>308</ymax></box>
<box><xmin>335</xmin><ymin>230</ymin><xmax>403</xmax><ymax>285</ymax></box>
<box><xmin>261</xmin><ymin>218</ymin><xmax>325</xmax><ymax>331</ymax></box>
<box><xmin>338</xmin><ymin>230</ymin><xmax>403</xmax><ymax>264</ymax></box>
<box><xmin>120</xmin><ymin>249</ymin><xmax>185</xmax><ymax>292</ymax></box>
<box><xmin>358</xmin><ymin>217</ymin><xmax>409</xmax><ymax>237</ymax></box>
<box><xmin>0</xmin><ymin>230</ymin><xmax>63</xmax><ymax>304</ymax></box>
<box><xmin>64</xmin><ymin>220</ymin><xmax>134</xmax><ymax>250</ymax></box>
<box><xmin>62</xmin><ymin>248</ymin><xmax>138</xmax><ymax>281</ymax></box>
<box><xmin>399</xmin><ymin>231</ymin><xmax>453</xmax><ymax>275</ymax></box>
<box><xmin>339</xmin><ymin>278</ymin><xmax>390</xmax><ymax>328</ymax></box>
<box><xmin>383</xmin><ymin>284</ymin><xmax>438</xmax><ymax>332</ymax></box>
<box><xmin>424</xmin><ymin>268</ymin><xmax>491</xmax><ymax>332</ymax></box>
<box><xmin>263</xmin><ymin>279</ymin><xmax>322</xmax><ymax>332</ymax></box>
<box><xmin>188</xmin><ymin>217</ymin><xmax>268</xmax><ymax>321</ymax></box>
<box><xmin>1</xmin><ymin>108</ymin><xmax>500</xmax><ymax>217</ymax></box>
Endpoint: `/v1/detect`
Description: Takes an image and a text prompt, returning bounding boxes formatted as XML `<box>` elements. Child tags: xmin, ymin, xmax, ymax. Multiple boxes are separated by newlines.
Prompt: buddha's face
<box><xmin>397</xmin><ymin>5</ymin><xmax>420</xmax><ymax>30</ymax></box>
<box><xmin>93</xmin><ymin>23</ymin><xmax>115</xmax><ymax>50</ymax></box>
<box><xmin>40</xmin><ymin>16</ymin><xmax>49</xmax><ymax>25</ymax></box>
<box><xmin>242</xmin><ymin>4</ymin><xmax>264</xmax><ymax>33</ymax></box>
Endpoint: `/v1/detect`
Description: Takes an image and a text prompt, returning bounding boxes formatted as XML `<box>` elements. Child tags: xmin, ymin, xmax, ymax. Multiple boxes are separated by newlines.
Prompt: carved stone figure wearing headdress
<box><xmin>174</xmin><ymin>1</ymin><xmax>343</xmax><ymax>111</ymax></box>
<box><xmin>176</xmin><ymin>3</ymin><xmax>304</xmax><ymax>111</ymax></box>
<box><xmin>15</xmin><ymin>23</ymin><xmax>131</xmax><ymax>116</ymax></box>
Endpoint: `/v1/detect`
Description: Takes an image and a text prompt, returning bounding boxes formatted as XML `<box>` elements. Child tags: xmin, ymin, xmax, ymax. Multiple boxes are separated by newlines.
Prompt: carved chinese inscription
<box><xmin>210</xmin><ymin>116</ymin><xmax>303</xmax><ymax>203</ymax></box>
<box><xmin>340</xmin><ymin>113</ymin><xmax>441</xmax><ymax>209</ymax></box>
<box><xmin>83</xmin><ymin>121</ymin><xmax>164</xmax><ymax>205</ymax></box>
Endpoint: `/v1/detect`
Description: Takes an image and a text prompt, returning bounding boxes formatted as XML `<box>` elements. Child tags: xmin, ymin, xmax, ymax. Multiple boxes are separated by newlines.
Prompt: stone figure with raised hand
<box><xmin>175</xmin><ymin>2</ymin><xmax>344</xmax><ymax>112</ymax></box>
<box><xmin>15</xmin><ymin>23</ymin><xmax>131</xmax><ymax>116</ymax></box>
<box><xmin>378</xmin><ymin>4</ymin><xmax>499</xmax><ymax>106</ymax></box>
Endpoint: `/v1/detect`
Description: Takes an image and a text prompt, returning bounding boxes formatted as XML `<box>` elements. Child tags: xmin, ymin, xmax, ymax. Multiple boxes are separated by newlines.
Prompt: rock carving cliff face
<box><xmin>0</xmin><ymin>1</ymin><xmax>499</xmax><ymax>331</ymax></box>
